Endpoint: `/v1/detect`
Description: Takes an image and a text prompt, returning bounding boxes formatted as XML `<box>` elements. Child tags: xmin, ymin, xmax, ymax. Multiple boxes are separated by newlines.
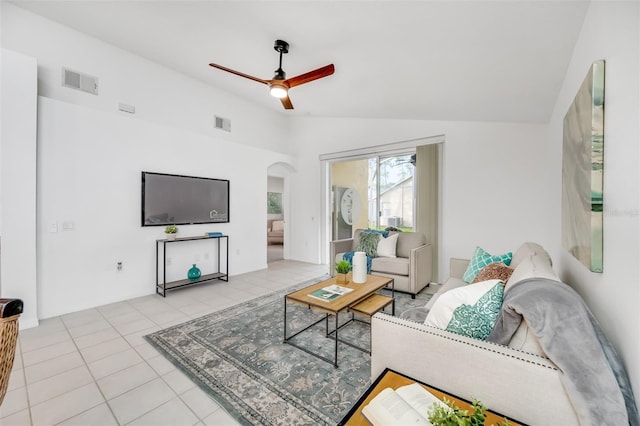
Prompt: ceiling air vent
<box><xmin>214</xmin><ymin>116</ymin><xmax>231</xmax><ymax>132</ymax></box>
<box><xmin>62</xmin><ymin>67</ymin><xmax>99</xmax><ymax>95</ymax></box>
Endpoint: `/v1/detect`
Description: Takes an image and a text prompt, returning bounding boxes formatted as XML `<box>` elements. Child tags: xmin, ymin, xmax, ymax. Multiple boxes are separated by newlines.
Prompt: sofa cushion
<box><xmin>424</xmin><ymin>277</ymin><xmax>466</xmax><ymax>311</ymax></box>
<box><xmin>462</xmin><ymin>246</ymin><xmax>513</xmax><ymax>283</ymax></box>
<box><xmin>505</xmin><ymin>254</ymin><xmax>560</xmax><ymax>291</ymax></box>
<box><xmin>472</xmin><ymin>262</ymin><xmax>513</xmax><ymax>284</ymax></box>
<box><xmin>425</xmin><ymin>279</ymin><xmax>504</xmax><ymax>340</ymax></box>
<box><xmin>510</xmin><ymin>242</ymin><xmax>553</xmax><ymax>269</ymax></box>
<box><xmin>271</xmin><ymin>220</ymin><xmax>284</xmax><ymax>232</ymax></box>
<box><xmin>507</xmin><ymin>320</ymin><xmax>546</xmax><ymax>356</ymax></box>
<box><xmin>355</xmin><ymin>231</ymin><xmax>381</xmax><ymax>257</ymax></box>
<box><xmin>371</xmin><ymin>256</ymin><xmax>409</xmax><ymax>276</ymax></box>
<box><xmin>396</xmin><ymin>231</ymin><xmax>426</xmax><ymax>258</ymax></box>
<box><xmin>377</xmin><ymin>233</ymin><xmax>399</xmax><ymax>258</ymax></box>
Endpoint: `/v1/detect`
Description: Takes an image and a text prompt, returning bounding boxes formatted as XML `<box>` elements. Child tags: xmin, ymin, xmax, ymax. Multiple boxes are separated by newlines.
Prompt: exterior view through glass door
<box><xmin>331</xmin><ymin>152</ymin><xmax>415</xmax><ymax>238</ymax></box>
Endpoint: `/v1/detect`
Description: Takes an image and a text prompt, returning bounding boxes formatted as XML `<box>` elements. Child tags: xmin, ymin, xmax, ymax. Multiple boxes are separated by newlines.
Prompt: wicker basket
<box><xmin>0</xmin><ymin>314</ymin><xmax>20</xmax><ymax>405</ymax></box>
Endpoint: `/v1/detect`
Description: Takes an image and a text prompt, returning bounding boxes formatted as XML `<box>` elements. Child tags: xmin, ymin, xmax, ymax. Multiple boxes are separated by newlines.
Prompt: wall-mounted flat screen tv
<box><xmin>141</xmin><ymin>171</ymin><xmax>229</xmax><ymax>226</ymax></box>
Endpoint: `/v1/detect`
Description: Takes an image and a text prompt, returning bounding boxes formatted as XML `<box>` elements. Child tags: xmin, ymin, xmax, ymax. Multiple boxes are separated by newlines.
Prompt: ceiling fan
<box><xmin>208</xmin><ymin>40</ymin><xmax>334</xmax><ymax>110</ymax></box>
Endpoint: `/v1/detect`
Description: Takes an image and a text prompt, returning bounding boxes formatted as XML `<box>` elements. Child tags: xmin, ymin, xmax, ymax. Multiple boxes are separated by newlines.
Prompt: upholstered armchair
<box><xmin>330</xmin><ymin>229</ymin><xmax>432</xmax><ymax>298</ymax></box>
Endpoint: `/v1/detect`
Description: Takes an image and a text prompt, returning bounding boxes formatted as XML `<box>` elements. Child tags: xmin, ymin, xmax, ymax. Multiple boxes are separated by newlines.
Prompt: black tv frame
<box><xmin>141</xmin><ymin>171</ymin><xmax>230</xmax><ymax>227</ymax></box>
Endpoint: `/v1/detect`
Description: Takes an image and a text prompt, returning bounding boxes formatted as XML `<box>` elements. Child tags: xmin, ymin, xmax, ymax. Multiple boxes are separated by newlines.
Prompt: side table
<box><xmin>338</xmin><ymin>368</ymin><xmax>522</xmax><ymax>425</ymax></box>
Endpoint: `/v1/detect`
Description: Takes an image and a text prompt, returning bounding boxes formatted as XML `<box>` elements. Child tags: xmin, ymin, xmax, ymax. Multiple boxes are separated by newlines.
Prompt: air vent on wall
<box><xmin>214</xmin><ymin>115</ymin><xmax>231</xmax><ymax>132</ymax></box>
<box><xmin>62</xmin><ymin>67</ymin><xmax>99</xmax><ymax>95</ymax></box>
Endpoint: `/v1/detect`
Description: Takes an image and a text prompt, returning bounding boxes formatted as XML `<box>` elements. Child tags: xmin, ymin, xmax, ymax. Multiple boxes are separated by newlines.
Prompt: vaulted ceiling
<box><xmin>11</xmin><ymin>1</ymin><xmax>589</xmax><ymax>122</ymax></box>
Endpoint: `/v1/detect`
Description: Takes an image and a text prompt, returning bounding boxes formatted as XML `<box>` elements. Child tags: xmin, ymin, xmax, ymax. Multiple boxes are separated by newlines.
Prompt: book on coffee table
<box><xmin>308</xmin><ymin>285</ymin><xmax>354</xmax><ymax>302</ymax></box>
<box><xmin>361</xmin><ymin>383</ymin><xmax>446</xmax><ymax>425</ymax></box>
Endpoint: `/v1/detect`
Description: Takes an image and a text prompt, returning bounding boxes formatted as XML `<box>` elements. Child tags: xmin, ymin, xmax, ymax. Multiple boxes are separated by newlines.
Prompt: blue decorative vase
<box><xmin>188</xmin><ymin>264</ymin><xmax>201</xmax><ymax>280</ymax></box>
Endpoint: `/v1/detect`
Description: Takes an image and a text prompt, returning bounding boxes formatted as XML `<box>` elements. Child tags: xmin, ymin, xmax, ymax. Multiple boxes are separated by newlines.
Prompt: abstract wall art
<box><xmin>267</xmin><ymin>192</ymin><xmax>282</xmax><ymax>214</ymax></box>
<box><xmin>561</xmin><ymin>60</ymin><xmax>605</xmax><ymax>272</ymax></box>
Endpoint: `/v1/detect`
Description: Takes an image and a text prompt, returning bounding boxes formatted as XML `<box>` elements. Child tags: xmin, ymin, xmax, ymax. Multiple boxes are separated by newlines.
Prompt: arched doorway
<box><xmin>267</xmin><ymin>162</ymin><xmax>294</xmax><ymax>262</ymax></box>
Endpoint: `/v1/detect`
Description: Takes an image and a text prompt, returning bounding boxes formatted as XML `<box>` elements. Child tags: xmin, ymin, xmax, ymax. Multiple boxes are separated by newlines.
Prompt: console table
<box><xmin>155</xmin><ymin>235</ymin><xmax>228</xmax><ymax>297</ymax></box>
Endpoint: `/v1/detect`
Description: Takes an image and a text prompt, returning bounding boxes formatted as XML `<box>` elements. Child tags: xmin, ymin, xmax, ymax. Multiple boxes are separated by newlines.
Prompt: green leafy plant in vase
<box><xmin>427</xmin><ymin>398</ymin><xmax>510</xmax><ymax>426</ymax></box>
<box><xmin>335</xmin><ymin>260</ymin><xmax>351</xmax><ymax>284</ymax></box>
<box><xmin>164</xmin><ymin>225</ymin><xmax>178</xmax><ymax>240</ymax></box>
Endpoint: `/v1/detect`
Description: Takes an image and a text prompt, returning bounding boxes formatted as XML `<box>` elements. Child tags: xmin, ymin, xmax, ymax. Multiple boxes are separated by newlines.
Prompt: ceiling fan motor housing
<box><xmin>274</xmin><ymin>40</ymin><xmax>289</xmax><ymax>54</ymax></box>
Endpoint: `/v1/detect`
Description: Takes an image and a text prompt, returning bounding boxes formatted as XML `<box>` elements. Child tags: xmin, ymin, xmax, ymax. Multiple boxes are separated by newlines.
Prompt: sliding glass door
<box><xmin>370</xmin><ymin>154</ymin><xmax>415</xmax><ymax>231</ymax></box>
<box><xmin>331</xmin><ymin>152</ymin><xmax>415</xmax><ymax>238</ymax></box>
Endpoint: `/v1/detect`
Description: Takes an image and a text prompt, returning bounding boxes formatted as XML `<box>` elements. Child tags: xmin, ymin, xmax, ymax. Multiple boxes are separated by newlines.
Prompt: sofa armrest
<box><xmin>371</xmin><ymin>314</ymin><xmax>578</xmax><ymax>425</ymax></box>
<box><xmin>409</xmin><ymin>243</ymin><xmax>432</xmax><ymax>293</ymax></box>
<box><xmin>329</xmin><ymin>238</ymin><xmax>354</xmax><ymax>276</ymax></box>
<box><xmin>449</xmin><ymin>257</ymin><xmax>470</xmax><ymax>279</ymax></box>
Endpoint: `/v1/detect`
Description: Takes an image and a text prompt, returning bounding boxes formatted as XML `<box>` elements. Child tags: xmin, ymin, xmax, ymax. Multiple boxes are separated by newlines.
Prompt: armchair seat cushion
<box><xmin>371</xmin><ymin>256</ymin><xmax>409</xmax><ymax>276</ymax></box>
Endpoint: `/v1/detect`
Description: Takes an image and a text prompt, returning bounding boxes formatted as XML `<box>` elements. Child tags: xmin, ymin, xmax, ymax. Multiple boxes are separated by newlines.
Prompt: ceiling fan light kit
<box><xmin>270</xmin><ymin>84</ymin><xmax>288</xmax><ymax>99</ymax></box>
<box><xmin>209</xmin><ymin>39</ymin><xmax>334</xmax><ymax>110</ymax></box>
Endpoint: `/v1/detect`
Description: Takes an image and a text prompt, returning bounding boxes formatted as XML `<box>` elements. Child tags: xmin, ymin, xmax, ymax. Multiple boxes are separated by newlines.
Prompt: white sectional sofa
<box><xmin>370</xmin><ymin>243</ymin><xmax>636</xmax><ymax>425</ymax></box>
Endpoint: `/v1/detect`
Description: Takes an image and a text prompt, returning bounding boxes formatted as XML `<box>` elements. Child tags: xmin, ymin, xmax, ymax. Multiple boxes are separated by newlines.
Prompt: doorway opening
<box><xmin>267</xmin><ymin>175</ymin><xmax>284</xmax><ymax>263</ymax></box>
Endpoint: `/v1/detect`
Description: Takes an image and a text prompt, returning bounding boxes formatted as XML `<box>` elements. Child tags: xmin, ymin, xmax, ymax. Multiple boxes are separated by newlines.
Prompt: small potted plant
<box><xmin>164</xmin><ymin>225</ymin><xmax>178</xmax><ymax>240</ymax></box>
<box><xmin>335</xmin><ymin>260</ymin><xmax>351</xmax><ymax>284</ymax></box>
<box><xmin>427</xmin><ymin>398</ymin><xmax>510</xmax><ymax>426</ymax></box>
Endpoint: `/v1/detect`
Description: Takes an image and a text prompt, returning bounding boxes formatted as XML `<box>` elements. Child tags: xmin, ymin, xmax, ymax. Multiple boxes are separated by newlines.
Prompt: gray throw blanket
<box><xmin>488</xmin><ymin>278</ymin><xmax>639</xmax><ymax>425</ymax></box>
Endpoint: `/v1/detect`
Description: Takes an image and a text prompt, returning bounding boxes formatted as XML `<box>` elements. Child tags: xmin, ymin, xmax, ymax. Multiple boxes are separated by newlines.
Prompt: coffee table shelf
<box><xmin>349</xmin><ymin>294</ymin><xmax>394</xmax><ymax>317</ymax></box>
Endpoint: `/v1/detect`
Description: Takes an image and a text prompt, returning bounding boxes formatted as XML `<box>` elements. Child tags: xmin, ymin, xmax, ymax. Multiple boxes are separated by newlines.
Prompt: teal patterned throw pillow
<box><xmin>445</xmin><ymin>281</ymin><xmax>504</xmax><ymax>340</ymax></box>
<box><xmin>462</xmin><ymin>246</ymin><xmax>513</xmax><ymax>283</ymax></box>
<box><xmin>356</xmin><ymin>232</ymin><xmax>381</xmax><ymax>257</ymax></box>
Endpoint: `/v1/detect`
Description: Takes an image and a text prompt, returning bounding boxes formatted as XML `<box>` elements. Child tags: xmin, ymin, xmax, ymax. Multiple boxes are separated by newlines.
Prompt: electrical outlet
<box><xmin>117</xmin><ymin>262</ymin><xmax>122</xmax><ymax>271</ymax></box>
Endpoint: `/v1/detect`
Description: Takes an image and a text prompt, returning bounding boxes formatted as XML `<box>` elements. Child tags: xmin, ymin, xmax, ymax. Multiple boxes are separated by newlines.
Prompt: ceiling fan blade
<box><xmin>286</xmin><ymin>64</ymin><xmax>335</xmax><ymax>88</ymax></box>
<box><xmin>208</xmin><ymin>63</ymin><xmax>268</xmax><ymax>85</ymax></box>
<box><xmin>280</xmin><ymin>96</ymin><xmax>294</xmax><ymax>110</ymax></box>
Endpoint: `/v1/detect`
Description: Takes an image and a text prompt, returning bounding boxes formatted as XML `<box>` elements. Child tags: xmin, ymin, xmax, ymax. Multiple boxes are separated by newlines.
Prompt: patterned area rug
<box><xmin>145</xmin><ymin>276</ymin><xmax>433</xmax><ymax>425</ymax></box>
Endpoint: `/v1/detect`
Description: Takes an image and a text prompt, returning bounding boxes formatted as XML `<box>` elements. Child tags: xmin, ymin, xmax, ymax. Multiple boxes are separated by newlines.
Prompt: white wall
<box><xmin>288</xmin><ymin>117</ymin><xmax>554</xmax><ymax>276</ymax></box>
<box><xmin>1</xmin><ymin>3</ymin><xmax>290</xmax><ymax>154</ymax></box>
<box><xmin>36</xmin><ymin>97</ymin><xmax>293</xmax><ymax>318</ymax></box>
<box><xmin>546</xmin><ymin>1</ymin><xmax>640</xmax><ymax>406</ymax></box>
<box><xmin>1</xmin><ymin>4</ymin><xmax>296</xmax><ymax>319</ymax></box>
<box><xmin>0</xmin><ymin>49</ymin><xmax>39</xmax><ymax>329</ymax></box>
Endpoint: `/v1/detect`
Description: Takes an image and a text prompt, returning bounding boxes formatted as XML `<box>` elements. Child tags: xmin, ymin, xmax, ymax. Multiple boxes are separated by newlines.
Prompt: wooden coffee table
<box><xmin>283</xmin><ymin>274</ymin><xmax>394</xmax><ymax>367</ymax></box>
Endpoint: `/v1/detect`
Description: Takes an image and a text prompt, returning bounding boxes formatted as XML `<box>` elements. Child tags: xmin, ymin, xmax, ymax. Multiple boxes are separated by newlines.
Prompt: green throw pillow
<box><xmin>462</xmin><ymin>246</ymin><xmax>513</xmax><ymax>283</ymax></box>
<box><xmin>445</xmin><ymin>281</ymin><xmax>504</xmax><ymax>340</ymax></box>
<box><xmin>356</xmin><ymin>232</ymin><xmax>381</xmax><ymax>257</ymax></box>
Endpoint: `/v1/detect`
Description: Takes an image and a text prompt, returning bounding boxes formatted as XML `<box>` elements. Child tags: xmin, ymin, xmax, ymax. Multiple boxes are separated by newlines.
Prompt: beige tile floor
<box><xmin>0</xmin><ymin>260</ymin><xmax>329</xmax><ymax>426</ymax></box>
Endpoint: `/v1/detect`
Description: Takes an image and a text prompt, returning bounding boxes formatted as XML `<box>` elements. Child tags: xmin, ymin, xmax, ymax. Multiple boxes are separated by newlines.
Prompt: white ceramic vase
<box><xmin>352</xmin><ymin>251</ymin><xmax>367</xmax><ymax>283</ymax></box>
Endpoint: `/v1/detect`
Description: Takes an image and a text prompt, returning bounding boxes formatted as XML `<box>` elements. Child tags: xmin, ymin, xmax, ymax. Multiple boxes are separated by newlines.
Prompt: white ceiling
<box><xmin>11</xmin><ymin>1</ymin><xmax>590</xmax><ymax>122</ymax></box>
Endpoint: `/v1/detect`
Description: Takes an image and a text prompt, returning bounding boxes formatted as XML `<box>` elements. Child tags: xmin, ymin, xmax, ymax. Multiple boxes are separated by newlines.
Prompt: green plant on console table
<box><xmin>164</xmin><ymin>225</ymin><xmax>178</xmax><ymax>234</ymax></box>
<box><xmin>335</xmin><ymin>260</ymin><xmax>351</xmax><ymax>274</ymax></box>
<box><xmin>428</xmin><ymin>398</ymin><xmax>510</xmax><ymax>426</ymax></box>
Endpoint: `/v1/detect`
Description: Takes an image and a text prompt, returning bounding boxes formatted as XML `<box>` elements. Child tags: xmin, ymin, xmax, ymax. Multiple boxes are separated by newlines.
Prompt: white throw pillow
<box><xmin>377</xmin><ymin>233</ymin><xmax>399</xmax><ymax>258</ymax></box>
<box><xmin>424</xmin><ymin>279</ymin><xmax>504</xmax><ymax>340</ymax></box>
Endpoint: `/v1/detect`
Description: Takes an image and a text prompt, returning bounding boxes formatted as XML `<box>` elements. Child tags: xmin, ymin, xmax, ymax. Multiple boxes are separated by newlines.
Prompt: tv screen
<box><xmin>141</xmin><ymin>171</ymin><xmax>229</xmax><ymax>226</ymax></box>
